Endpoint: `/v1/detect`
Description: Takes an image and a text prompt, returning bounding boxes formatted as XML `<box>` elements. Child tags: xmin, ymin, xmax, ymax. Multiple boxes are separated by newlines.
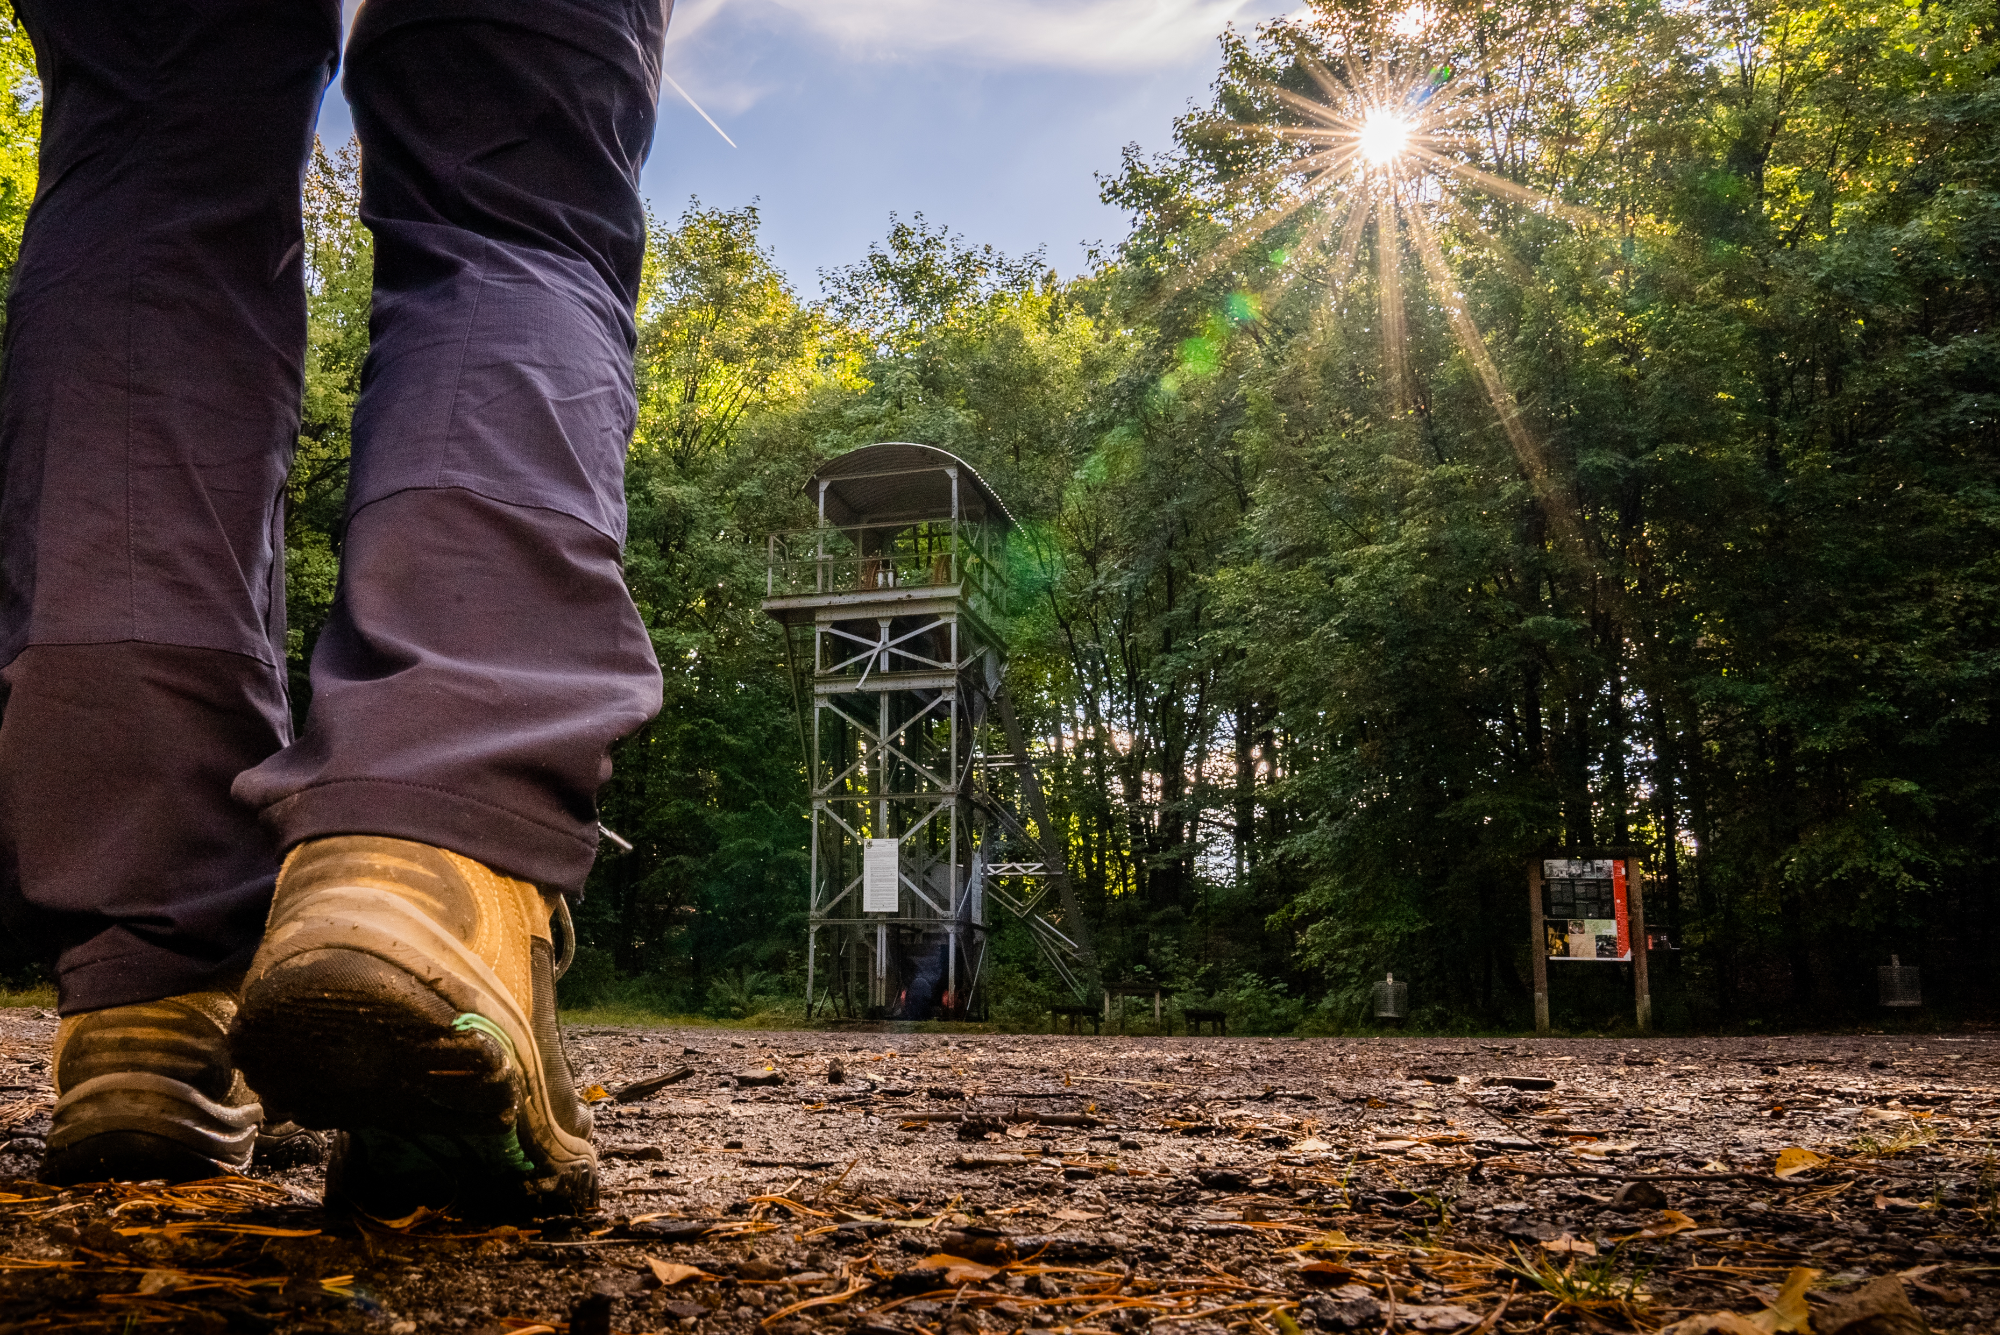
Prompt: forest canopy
<box><xmin>3</xmin><ymin>0</ymin><xmax>1993</xmax><ymax>1031</ymax></box>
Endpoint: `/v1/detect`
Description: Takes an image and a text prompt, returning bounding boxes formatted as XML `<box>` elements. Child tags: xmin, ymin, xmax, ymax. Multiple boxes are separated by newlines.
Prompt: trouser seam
<box><xmin>345</xmin><ymin>482</ymin><xmax>625</xmax><ymax>548</ymax></box>
<box><xmin>0</xmin><ymin>637</ymin><xmax>284</xmax><ymax>676</ymax></box>
<box><xmin>272</xmin><ymin>776</ymin><xmax>597</xmax><ymax>852</ymax></box>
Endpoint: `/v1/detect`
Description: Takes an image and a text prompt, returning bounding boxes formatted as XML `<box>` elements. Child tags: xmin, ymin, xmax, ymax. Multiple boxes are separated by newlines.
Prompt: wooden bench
<box><xmin>1104</xmin><ymin>984</ymin><xmax>1166</xmax><ymax>1034</ymax></box>
<box><xmin>1051</xmin><ymin>1004</ymin><xmax>1101</xmax><ymax>1035</ymax></box>
<box><xmin>1183</xmin><ymin>1007</ymin><xmax>1227</xmax><ymax>1036</ymax></box>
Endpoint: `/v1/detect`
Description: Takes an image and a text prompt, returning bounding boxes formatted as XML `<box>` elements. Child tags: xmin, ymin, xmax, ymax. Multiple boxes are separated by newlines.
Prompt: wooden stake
<box><xmin>1630</xmin><ymin>860</ymin><xmax>1653</xmax><ymax>1033</ymax></box>
<box><xmin>1529</xmin><ymin>858</ymin><xmax>1550</xmax><ymax>1035</ymax></box>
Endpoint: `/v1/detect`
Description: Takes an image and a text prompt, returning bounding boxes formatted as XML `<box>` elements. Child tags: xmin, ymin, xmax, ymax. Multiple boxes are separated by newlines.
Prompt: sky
<box><xmin>317</xmin><ymin>0</ymin><xmax>1302</xmax><ymax>292</ymax></box>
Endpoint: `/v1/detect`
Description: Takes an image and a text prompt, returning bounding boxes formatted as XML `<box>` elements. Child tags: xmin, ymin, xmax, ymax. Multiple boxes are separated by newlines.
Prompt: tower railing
<box><xmin>764</xmin><ymin>519</ymin><xmax>1007</xmax><ymax>623</ymax></box>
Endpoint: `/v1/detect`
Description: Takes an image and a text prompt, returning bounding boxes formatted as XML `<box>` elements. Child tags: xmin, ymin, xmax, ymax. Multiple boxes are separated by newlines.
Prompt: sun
<box><xmin>1357</xmin><ymin>108</ymin><xmax>1411</xmax><ymax>166</ymax></box>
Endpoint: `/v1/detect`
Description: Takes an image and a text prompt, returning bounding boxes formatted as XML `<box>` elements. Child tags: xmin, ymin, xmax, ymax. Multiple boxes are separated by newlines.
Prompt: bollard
<box><xmin>1878</xmin><ymin>955</ymin><xmax>1921</xmax><ymax>1008</ymax></box>
<box><xmin>1373</xmin><ymin>972</ymin><xmax>1408</xmax><ymax>1023</ymax></box>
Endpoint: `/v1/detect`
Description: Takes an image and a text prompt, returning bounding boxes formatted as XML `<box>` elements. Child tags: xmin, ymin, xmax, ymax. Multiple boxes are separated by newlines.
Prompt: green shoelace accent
<box><xmin>450</xmin><ymin>1011</ymin><xmax>519</xmax><ymax>1066</ymax></box>
<box><xmin>346</xmin><ymin>1126</ymin><xmax>538</xmax><ymax>1183</ymax></box>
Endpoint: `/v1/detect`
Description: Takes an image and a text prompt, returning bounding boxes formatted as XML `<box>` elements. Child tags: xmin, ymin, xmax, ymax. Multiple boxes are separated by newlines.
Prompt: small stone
<box><xmin>1306</xmin><ymin>1294</ymin><xmax>1381</xmax><ymax>1330</ymax></box>
<box><xmin>1611</xmin><ymin>1180</ymin><xmax>1669</xmax><ymax>1210</ymax></box>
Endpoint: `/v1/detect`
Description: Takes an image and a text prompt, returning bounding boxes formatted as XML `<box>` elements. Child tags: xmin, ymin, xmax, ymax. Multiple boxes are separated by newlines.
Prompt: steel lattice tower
<box><xmin>761</xmin><ymin>443</ymin><xmax>1092</xmax><ymax>1019</ymax></box>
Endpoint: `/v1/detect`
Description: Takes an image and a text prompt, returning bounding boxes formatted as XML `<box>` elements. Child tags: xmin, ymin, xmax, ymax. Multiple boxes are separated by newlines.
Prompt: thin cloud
<box><xmin>671</xmin><ymin>0</ymin><xmax>1275</xmax><ymax>72</ymax></box>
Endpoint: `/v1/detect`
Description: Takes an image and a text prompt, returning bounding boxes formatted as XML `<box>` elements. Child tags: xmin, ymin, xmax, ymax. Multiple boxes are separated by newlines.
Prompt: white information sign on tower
<box><xmin>863</xmin><ymin>839</ymin><xmax>900</xmax><ymax>913</ymax></box>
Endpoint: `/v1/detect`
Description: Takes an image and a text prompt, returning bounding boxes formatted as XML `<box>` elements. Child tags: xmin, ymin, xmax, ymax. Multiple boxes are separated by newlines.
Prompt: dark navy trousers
<box><xmin>0</xmin><ymin>0</ymin><xmax>669</xmax><ymax>1013</ymax></box>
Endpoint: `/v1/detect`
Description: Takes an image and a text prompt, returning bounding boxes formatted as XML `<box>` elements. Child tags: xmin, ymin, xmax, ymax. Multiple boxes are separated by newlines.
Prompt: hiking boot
<box><xmin>229</xmin><ymin>836</ymin><xmax>594</xmax><ymax>1218</ymax></box>
<box><xmin>41</xmin><ymin>988</ymin><xmax>261</xmax><ymax>1185</ymax></box>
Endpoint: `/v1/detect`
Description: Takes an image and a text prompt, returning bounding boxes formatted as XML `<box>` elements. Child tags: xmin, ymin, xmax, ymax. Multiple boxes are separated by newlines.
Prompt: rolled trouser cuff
<box><xmin>254</xmin><ymin>779</ymin><xmax>600</xmax><ymax>893</ymax></box>
<box><xmin>233</xmin><ymin>489</ymin><xmax>662</xmax><ymax>898</ymax></box>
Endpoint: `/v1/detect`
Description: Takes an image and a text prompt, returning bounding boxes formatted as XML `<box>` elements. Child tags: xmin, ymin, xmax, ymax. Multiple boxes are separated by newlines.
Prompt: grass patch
<box><xmin>0</xmin><ymin>983</ymin><xmax>55</xmax><ymax>1010</ymax></box>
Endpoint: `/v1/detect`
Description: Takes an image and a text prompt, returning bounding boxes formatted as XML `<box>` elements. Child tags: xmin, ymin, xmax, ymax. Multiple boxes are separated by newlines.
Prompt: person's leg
<box><xmin>234</xmin><ymin>0</ymin><xmax>669</xmax><ymax>892</ymax></box>
<box><xmin>0</xmin><ymin>0</ymin><xmax>339</xmax><ymax>1012</ymax></box>
<box><xmin>0</xmin><ymin>0</ymin><xmax>340</xmax><ymax>1179</ymax></box>
<box><xmin>231</xmin><ymin>0</ymin><xmax>668</xmax><ymax>1218</ymax></box>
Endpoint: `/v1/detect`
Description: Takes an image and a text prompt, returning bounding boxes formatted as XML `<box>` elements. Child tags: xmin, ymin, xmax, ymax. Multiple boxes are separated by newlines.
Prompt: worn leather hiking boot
<box><xmin>41</xmin><ymin>989</ymin><xmax>262</xmax><ymax>1185</ymax></box>
<box><xmin>229</xmin><ymin>837</ymin><xmax>594</xmax><ymax>1218</ymax></box>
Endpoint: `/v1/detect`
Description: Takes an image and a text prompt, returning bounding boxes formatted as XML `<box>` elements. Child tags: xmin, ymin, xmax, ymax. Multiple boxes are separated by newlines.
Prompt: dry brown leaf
<box><xmin>1659</xmin><ymin>1266</ymin><xmax>1815</xmax><ymax>1335</ymax></box>
<box><xmin>920</xmin><ymin>1253</ymin><xmax>998</xmax><ymax>1285</ymax></box>
<box><xmin>1295</xmin><ymin>1137</ymin><xmax>1332</xmax><ymax>1153</ymax></box>
<box><xmin>1539</xmin><ymin>1235</ymin><xmax>1598</xmax><ymax>1256</ymax></box>
<box><xmin>1815</xmin><ymin>1274</ymin><xmax>1927</xmax><ymax>1335</ymax></box>
<box><xmin>135</xmin><ymin>1270</ymin><xmax>182</xmax><ymax>1295</ymax></box>
<box><xmin>1616</xmin><ymin>1209</ymin><xmax>1697</xmax><ymax>1243</ymax></box>
<box><xmin>646</xmin><ymin>1258</ymin><xmax>713</xmax><ymax>1287</ymax></box>
<box><xmin>1759</xmin><ymin>1266</ymin><xmax>1815</xmax><ymax>1332</ymax></box>
<box><xmin>1050</xmin><ymin>1209</ymin><xmax>1101</xmax><ymax>1222</ymax></box>
<box><xmin>580</xmin><ymin>1083</ymin><xmax>611</xmax><ymax>1104</ymax></box>
<box><xmin>1772</xmin><ymin>1147</ymin><xmax>1825</xmax><ymax>1179</ymax></box>
<box><xmin>1294</xmin><ymin>1261</ymin><xmax>1355</xmax><ymax>1287</ymax></box>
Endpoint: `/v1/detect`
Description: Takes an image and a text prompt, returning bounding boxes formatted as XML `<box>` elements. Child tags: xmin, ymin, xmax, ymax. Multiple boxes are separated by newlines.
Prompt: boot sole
<box><xmin>230</xmin><ymin>881</ymin><xmax>595</xmax><ymax>1217</ymax></box>
<box><xmin>42</xmin><ymin>1130</ymin><xmax>236</xmax><ymax>1186</ymax></box>
<box><xmin>41</xmin><ymin>1070</ymin><xmax>258</xmax><ymax>1185</ymax></box>
<box><xmin>232</xmin><ymin>947</ymin><xmax>520</xmax><ymax>1134</ymax></box>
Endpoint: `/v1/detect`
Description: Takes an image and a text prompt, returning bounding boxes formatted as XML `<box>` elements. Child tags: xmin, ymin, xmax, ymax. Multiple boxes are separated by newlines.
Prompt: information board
<box><xmin>863</xmin><ymin>838</ymin><xmax>901</xmax><ymax>913</ymax></box>
<box><xmin>1542</xmin><ymin>857</ymin><xmax>1630</xmax><ymax>961</ymax></box>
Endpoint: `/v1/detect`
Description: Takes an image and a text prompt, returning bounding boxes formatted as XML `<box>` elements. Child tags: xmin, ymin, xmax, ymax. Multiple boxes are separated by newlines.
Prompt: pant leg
<box><xmin>234</xmin><ymin>1</ymin><xmax>670</xmax><ymax>895</ymax></box>
<box><xmin>0</xmin><ymin>1</ymin><xmax>339</xmax><ymax>1013</ymax></box>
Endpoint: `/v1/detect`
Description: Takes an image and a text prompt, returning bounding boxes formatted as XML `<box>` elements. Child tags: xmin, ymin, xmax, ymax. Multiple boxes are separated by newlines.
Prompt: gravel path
<box><xmin>0</xmin><ymin>1014</ymin><xmax>1991</xmax><ymax>1333</ymax></box>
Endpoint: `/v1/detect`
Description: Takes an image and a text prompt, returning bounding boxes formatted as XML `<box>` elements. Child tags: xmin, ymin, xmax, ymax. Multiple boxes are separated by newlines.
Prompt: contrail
<box><xmin>663</xmin><ymin>71</ymin><xmax>737</xmax><ymax>148</ymax></box>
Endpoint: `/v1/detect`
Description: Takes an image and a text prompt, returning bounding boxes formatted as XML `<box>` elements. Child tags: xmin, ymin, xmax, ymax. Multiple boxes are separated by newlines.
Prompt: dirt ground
<box><xmin>0</xmin><ymin>1011</ymin><xmax>1992</xmax><ymax>1334</ymax></box>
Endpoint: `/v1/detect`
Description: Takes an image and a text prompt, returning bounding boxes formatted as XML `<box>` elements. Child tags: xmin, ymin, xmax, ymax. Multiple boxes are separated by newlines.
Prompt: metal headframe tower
<box><xmin>761</xmin><ymin>443</ymin><xmax>1094</xmax><ymax>1020</ymax></box>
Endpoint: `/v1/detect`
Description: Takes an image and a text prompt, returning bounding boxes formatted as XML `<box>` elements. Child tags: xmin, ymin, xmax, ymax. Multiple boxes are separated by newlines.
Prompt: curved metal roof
<box><xmin>808</xmin><ymin>442</ymin><xmax>1015</xmax><ymax>531</ymax></box>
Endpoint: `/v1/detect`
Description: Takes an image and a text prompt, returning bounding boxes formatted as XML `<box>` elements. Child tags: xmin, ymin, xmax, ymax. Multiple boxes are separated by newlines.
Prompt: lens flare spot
<box><xmin>1359</xmin><ymin>110</ymin><xmax>1410</xmax><ymax>166</ymax></box>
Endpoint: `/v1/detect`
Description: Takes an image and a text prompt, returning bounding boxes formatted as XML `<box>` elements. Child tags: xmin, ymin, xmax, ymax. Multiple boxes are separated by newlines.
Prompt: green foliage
<box><xmin>0</xmin><ymin>12</ymin><xmax>37</xmax><ymax>307</ymax></box>
<box><xmin>287</xmin><ymin>138</ymin><xmax>372</xmax><ymax>717</ymax></box>
<box><xmin>259</xmin><ymin>0</ymin><xmax>2000</xmax><ymax>1029</ymax></box>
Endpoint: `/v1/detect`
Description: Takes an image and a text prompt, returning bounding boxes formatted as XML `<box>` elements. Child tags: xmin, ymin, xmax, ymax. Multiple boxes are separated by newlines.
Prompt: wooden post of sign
<box><xmin>1529</xmin><ymin>858</ymin><xmax>1550</xmax><ymax>1035</ymax></box>
<box><xmin>1629</xmin><ymin>861</ymin><xmax>1653</xmax><ymax>1033</ymax></box>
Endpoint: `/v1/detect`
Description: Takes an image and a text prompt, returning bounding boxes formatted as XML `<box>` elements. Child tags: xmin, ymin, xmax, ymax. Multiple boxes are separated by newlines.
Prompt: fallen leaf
<box><xmin>920</xmin><ymin>1253</ymin><xmax>998</xmax><ymax>1285</ymax></box>
<box><xmin>1759</xmin><ymin>1266</ymin><xmax>1815</xmax><ymax>1332</ymax></box>
<box><xmin>1814</xmin><ymin>1274</ymin><xmax>1926</xmax><ymax>1335</ymax></box>
<box><xmin>1294</xmin><ymin>1261</ymin><xmax>1355</xmax><ymax>1287</ymax></box>
<box><xmin>1539</xmin><ymin>1235</ymin><xmax>1598</xmax><ymax>1256</ymax></box>
<box><xmin>1050</xmin><ymin>1208</ymin><xmax>1101</xmax><ymax>1222</ymax></box>
<box><xmin>136</xmin><ymin>1270</ymin><xmax>183</xmax><ymax>1295</ymax></box>
<box><xmin>1664</xmin><ymin>1267</ymin><xmax>1815</xmax><ymax>1334</ymax></box>
<box><xmin>1295</xmin><ymin>1137</ymin><xmax>1332</xmax><ymax>1153</ymax></box>
<box><xmin>1615</xmin><ymin>1209</ymin><xmax>1696</xmax><ymax>1242</ymax></box>
<box><xmin>647</xmin><ymin>1258</ymin><xmax>713</xmax><ymax>1287</ymax></box>
<box><xmin>581</xmin><ymin>1083</ymin><xmax>611</xmax><ymax>1104</ymax></box>
<box><xmin>1772</xmin><ymin>1147</ymin><xmax>1825</xmax><ymax>1178</ymax></box>
<box><xmin>1004</xmin><ymin>1122</ymin><xmax>1034</xmax><ymax>1139</ymax></box>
